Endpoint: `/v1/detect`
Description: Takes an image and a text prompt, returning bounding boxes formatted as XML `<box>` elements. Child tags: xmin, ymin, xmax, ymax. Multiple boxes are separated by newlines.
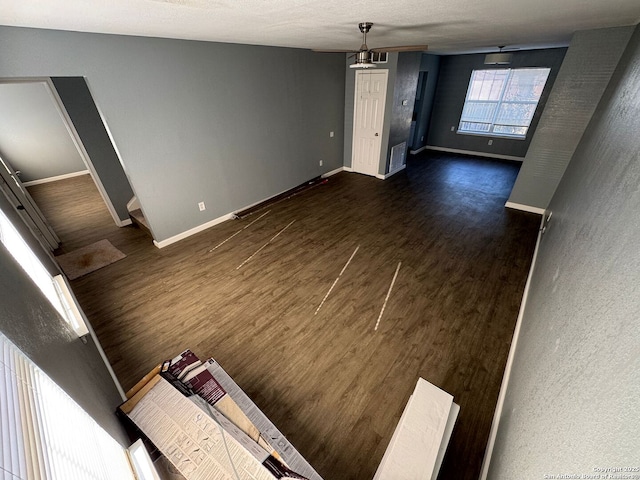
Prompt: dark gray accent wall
<box><xmin>0</xmin><ymin>26</ymin><xmax>345</xmax><ymax>242</ymax></box>
<box><xmin>507</xmin><ymin>26</ymin><xmax>634</xmax><ymax>210</ymax></box>
<box><xmin>0</xmin><ymin>82</ymin><xmax>86</xmax><ymax>182</ymax></box>
<box><xmin>52</xmin><ymin>77</ymin><xmax>134</xmax><ymax>222</ymax></box>
<box><xmin>343</xmin><ymin>55</ymin><xmax>355</xmax><ymax>169</ymax></box>
<box><xmin>427</xmin><ymin>48</ymin><xmax>566</xmax><ymax>158</ymax></box>
<box><xmin>386</xmin><ymin>52</ymin><xmax>421</xmax><ymax>171</ymax></box>
<box><xmin>411</xmin><ymin>54</ymin><xmax>441</xmax><ymax>152</ymax></box>
<box><xmin>487</xmin><ymin>24</ymin><xmax>640</xmax><ymax>478</ymax></box>
<box><xmin>0</xmin><ymin>198</ymin><xmax>126</xmax><ymax>445</ymax></box>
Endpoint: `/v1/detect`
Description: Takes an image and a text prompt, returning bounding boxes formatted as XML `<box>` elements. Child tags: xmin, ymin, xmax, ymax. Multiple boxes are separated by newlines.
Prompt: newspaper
<box><xmin>128</xmin><ymin>376</ymin><xmax>277</xmax><ymax>480</ymax></box>
<box><xmin>205</xmin><ymin>360</ymin><xmax>323</xmax><ymax>480</ymax></box>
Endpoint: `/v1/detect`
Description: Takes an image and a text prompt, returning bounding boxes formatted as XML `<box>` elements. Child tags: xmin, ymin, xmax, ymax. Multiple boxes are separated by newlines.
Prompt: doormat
<box><xmin>56</xmin><ymin>239</ymin><xmax>126</xmax><ymax>280</ymax></box>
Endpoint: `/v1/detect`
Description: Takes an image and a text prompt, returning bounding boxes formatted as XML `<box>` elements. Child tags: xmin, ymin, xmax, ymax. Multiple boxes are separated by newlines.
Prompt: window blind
<box><xmin>0</xmin><ymin>333</ymin><xmax>135</xmax><ymax>480</ymax></box>
<box><xmin>458</xmin><ymin>68</ymin><xmax>551</xmax><ymax>138</ymax></box>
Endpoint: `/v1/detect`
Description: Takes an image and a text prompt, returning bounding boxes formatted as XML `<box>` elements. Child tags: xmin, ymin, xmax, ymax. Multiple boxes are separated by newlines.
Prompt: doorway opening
<box><xmin>0</xmin><ymin>78</ymin><xmax>133</xmax><ymax>253</ymax></box>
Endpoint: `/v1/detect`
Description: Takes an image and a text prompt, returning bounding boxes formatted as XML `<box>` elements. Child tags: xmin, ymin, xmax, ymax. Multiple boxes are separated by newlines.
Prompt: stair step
<box><xmin>129</xmin><ymin>209</ymin><xmax>152</xmax><ymax>237</ymax></box>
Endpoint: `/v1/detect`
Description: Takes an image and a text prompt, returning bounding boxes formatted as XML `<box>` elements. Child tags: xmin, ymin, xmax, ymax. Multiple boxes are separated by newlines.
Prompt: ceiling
<box><xmin>1</xmin><ymin>0</ymin><xmax>639</xmax><ymax>55</ymax></box>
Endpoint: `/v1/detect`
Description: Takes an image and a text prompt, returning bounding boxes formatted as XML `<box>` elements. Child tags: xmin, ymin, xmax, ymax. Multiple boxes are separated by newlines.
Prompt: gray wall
<box><xmin>507</xmin><ymin>26</ymin><xmax>634</xmax><ymax>209</ymax></box>
<box><xmin>427</xmin><ymin>48</ymin><xmax>566</xmax><ymax>158</ymax></box>
<box><xmin>386</xmin><ymin>52</ymin><xmax>421</xmax><ymax>171</ymax></box>
<box><xmin>52</xmin><ymin>77</ymin><xmax>134</xmax><ymax>222</ymax></box>
<box><xmin>487</xmin><ymin>24</ymin><xmax>640</xmax><ymax>478</ymax></box>
<box><xmin>0</xmin><ymin>26</ymin><xmax>345</xmax><ymax>242</ymax></box>
<box><xmin>0</xmin><ymin>195</ymin><xmax>127</xmax><ymax>445</ymax></box>
<box><xmin>411</xmin><ymin>54</ymin><xmax>441</xmax><ymax>152</ymax></box>
<box><xmin>0</xmin><ymin>82</ymin><xmax>86</xmax><ymax>182</ymax></box>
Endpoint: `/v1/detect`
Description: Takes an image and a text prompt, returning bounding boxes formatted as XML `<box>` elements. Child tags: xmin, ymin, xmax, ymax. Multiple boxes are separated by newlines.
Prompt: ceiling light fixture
<box><xmin>349</xmin><ymin>50</ymin><xmax>377</xmax><ymax>69</ymax></box>
<box><xmin>484</xmin><ymin>46</ymin><xmax>512</xmax><ymax>65</ymax></box>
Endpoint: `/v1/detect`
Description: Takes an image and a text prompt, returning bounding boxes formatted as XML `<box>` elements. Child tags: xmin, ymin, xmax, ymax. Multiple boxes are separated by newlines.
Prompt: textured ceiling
<box><xmin>1</xmin><ymin>0</ymin><xmax>639</xmax><ymax>54</ymax></box>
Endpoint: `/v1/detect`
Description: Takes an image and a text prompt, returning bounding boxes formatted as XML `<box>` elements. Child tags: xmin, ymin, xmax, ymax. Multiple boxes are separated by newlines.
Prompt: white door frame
<box><xmin>0</xmin><ymin>77</ymin><xmax>126</xmax><ymax>228</ymax></box>
<box><xmin>351</xmin><ymin>69</ymin><xmax>388</xmax><ymax>177</ymax></box>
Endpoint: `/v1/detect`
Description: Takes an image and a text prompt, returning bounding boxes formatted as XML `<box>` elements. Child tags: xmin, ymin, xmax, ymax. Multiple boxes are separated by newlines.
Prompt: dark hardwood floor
<box><xmin>27</xmin><ymin>152</ymin><xmax>540</xmax><ymax>480</ymax></box>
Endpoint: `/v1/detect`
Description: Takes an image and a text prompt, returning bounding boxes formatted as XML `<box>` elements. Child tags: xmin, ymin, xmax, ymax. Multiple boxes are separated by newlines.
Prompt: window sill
<box><xmin>456</xmin><ymin>131</ymin><xmax>526</xmax><ymax>141</ymax></box>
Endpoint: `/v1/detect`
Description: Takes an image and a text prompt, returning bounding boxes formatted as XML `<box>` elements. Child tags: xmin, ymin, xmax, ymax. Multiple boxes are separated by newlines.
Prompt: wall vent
<box><xmin>390</xmin><ymin>142</ymin><xmax>407</xmax><ymax>173</ymax></box>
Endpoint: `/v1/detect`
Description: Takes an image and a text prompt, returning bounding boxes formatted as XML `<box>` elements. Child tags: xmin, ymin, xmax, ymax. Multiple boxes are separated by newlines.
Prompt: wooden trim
<box><xmin>21</xmin><ymin>170</ymin><xmax>90</xmax><ymax>187</ymax></box>
<box><xmin>409</xmin><ymin>145</ymin><xmax>428</xmax><ymax>155</ymax></box>
<box><xmin>505</xmin><ymin>201</ymin><xmax>546</xmax><ymax>215</ymax></box>
<box><xmin>155</xmin><ymin>175</ymin><xmax>334</xmax><ymax>248</ymax></box>
<box><xmin>125</xmin><ymin>364</ymin><xmax>162</xmax><ymax>399</ymax></box>
<box><xmin>426</xmin><ymin>145</ymin><xmax>524</xmax><ymax>162</ymax></box>
<box><xmin>234</xmin><ymin>177</ymin><xmax>323</xmax><ymax>219</ymax></box>
<box><xmin>119</xmin><ymin>374</ymin><xmax>162</xmax><ymax>414</ymax></box>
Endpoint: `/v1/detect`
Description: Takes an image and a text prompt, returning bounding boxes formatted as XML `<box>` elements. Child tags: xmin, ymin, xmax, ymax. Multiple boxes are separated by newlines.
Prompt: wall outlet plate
<box><xmin>319</xmin><ymin>160</ymin><xmax>323</xmax><ymax>166</ymax></box>
<box><xmin>198</xmin><ymin>202</ymin><xmax>206</xmax><ymax>211</ymax></box>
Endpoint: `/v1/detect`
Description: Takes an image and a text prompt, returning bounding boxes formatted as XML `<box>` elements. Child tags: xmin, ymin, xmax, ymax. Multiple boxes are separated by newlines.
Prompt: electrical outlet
<box><xmin>450</xmin><ymin>126</ymin><xmax>455</xmax><ymax>132</ymax></box>
<box><xmin>330</xmin><ymin>131</ymin><xmax>334</xmax><ymax>137</ymax></box>
<box><xmin>488</xmin><ymin>139</ymin><xmax>493</xmax><ymax>145</ymax></box>
<box><xmin>319</xmin><ymin>160</ymin><xmax>323</xmax><ymax>166</ymax></box>
<box><xmin>421</xmin><ymin>136</ymin><xmax>424</xmax><ymax>141</ymax></box>
<box><xmin>198</xmin><ymin>202</ymin><xmax>206</xmax><ymax>211</ymax></box>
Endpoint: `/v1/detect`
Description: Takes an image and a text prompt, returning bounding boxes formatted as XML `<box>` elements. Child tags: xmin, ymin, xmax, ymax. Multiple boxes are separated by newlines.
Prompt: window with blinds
<box><xmin>0</xmin><ymin>333</ymin><xmax>136</xmax><ymax>480</ymax></box>
<box><xmin>458</xmin><ymin>67</ymin><xmax>551</xmax><ymax>139</ymax></box>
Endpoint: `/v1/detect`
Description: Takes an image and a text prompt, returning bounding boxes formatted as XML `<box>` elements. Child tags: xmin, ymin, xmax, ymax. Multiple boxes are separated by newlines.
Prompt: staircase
<box><xmin>129</xmin><ymin>208</ymin><xmax>152</xmax><ymax>238</ymax></box>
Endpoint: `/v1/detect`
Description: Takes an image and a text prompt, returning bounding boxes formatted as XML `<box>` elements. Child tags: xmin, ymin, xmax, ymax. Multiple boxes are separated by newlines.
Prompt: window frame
<box><xmin>457</xmin><ymin>67</ymin><xmax>551</xmax><ymax>140</ymax></box>
<box><xmin>0</xmin><ymin>207</ymin><xmax>89</xmax><ymax>337</ymax></box>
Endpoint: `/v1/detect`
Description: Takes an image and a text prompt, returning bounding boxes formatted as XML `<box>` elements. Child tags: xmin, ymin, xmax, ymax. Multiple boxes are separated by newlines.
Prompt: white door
<box><xmin>352</xmin><ymin>70</ymin><xmax>388</xmax><ymax>177</ymax></box>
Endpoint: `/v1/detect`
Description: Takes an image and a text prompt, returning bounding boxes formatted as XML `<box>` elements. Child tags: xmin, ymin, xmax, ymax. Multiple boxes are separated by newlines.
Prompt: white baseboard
<box><xmin>409</xmin><ymin>145</ymin><xmax>428</xmax><ymax>155</ymax></box>
<box><xmin>154</xmin><ymin>213</ymin><xmax>235</xmax><ymax>249</ymax></box>
<box><xmin>21</xmin><ymin>170</ymin><xmax>90</xmax><ymax>187</ymax></box>
<box><xmin>322</xmin><ymin>167</ymin><xmax>344</xmax><ymax>178</ymax></box>
<box><xmin>154</xmin><ymin>174</ymin><xmax>338</xmax><ymax>249</ymax></box>
<box><xmin>376</xmin><ymin>164</ymin><xmax>406</xmax><ymax>180</ymax></box>
<box><xmin>118</xmin><ymin>218</ymin><xmax>132</xmax><ymax>227</ymax></box>
<box><xmin>505</xmin><ymin>201</ymin><xmax>546</xmax><ymax>215</ymax></box>
<box><xmin>343</xmin><ymin>166</ymin><xmax>354</xmax><ymax>172</ymax></box>
<box><xmin>426</xmin><ymin>146</ymin><xmax>524</xmax><ymax>162</ymax></box>
<box><xmin>479</xmin><ymin>214</ymin><xmax>545</xmax><ymax>479</ymax></box>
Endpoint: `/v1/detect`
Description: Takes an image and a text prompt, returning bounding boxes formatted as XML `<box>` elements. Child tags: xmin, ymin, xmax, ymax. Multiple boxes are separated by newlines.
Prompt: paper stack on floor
<box><xmin>120</xmin><ymin>349</ymin><xmax>322</xmax><ymax>480</ymax></box>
